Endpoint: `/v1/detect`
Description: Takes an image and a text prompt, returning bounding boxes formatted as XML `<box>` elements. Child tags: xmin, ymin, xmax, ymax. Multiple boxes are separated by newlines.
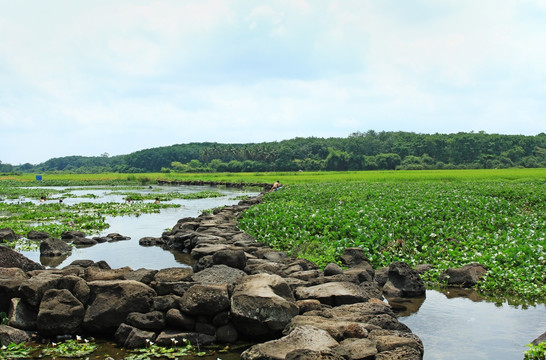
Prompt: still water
<box><xmin>15</xmin><ymin>185</ymin><xmax>546</xmax><ymax>359</ymax></box>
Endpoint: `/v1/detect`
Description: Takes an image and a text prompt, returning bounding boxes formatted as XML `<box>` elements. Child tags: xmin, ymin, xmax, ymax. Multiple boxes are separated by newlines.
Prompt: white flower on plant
<box><xmin>76</xmin><ymin>335</ymin><xmax>82</xmax><ymax>341</ymax></box>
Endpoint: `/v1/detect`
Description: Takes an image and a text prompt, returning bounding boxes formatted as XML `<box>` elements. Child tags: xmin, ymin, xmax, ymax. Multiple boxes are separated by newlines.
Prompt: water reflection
<box><xmin>397</xmin><ymin>289</ymin><xmax>546</xmax><ymax>360</ymax></box>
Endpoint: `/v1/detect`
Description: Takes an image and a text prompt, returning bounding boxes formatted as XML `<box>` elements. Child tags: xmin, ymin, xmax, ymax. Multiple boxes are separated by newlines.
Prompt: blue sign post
<box><xmin>36</xmin><ymin>175</ymin><xmax>42</xmax><ymax>181</ymax></box>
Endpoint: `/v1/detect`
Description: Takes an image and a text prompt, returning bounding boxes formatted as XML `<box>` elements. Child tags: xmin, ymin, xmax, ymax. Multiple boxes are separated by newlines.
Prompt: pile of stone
<box><xmin>1</xmin><ymin>194</ymin><xmax>429</xmax><ymax>360</ymax></box>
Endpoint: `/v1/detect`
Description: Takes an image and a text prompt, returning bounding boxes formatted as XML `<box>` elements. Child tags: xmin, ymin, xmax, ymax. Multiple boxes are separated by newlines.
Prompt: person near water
<box><xmin>271</xmin><ymin>180</ymin><xmax>281</xmax><ymax>192</ymax></box>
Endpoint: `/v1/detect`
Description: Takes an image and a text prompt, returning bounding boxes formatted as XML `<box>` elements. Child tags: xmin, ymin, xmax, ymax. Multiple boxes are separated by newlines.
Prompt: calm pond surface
<box><xmin>14</xmin><ymin>185</ymin><xmax>546</xmax><ymax>359</ymax></box>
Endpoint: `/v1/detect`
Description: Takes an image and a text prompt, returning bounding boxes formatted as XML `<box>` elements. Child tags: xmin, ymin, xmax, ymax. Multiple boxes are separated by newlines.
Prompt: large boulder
<box><xmin>382</xmin><ymin>262</ymin><xmax>425</xmax><ymax>298</ymax></box>
<box><xmin>37</xmin><ymin>289</ymin><xmax>85</xmax><ymax>335</ymax></box>
<box><xmin>0</xmin><ymin>228</ymin><xmax>20</xmax><ymax>242</ymax></box>
<box><xmin>191</xmin><ymin>264</ymin><xmax>246</xmax><ymax>286</ymax></box>
<box><xmin>231</xmin><ymin>273</ymin><xmax>299</xmax><ymax>339</ymax></box>
<box><xmin>39</xmin><ymin>238</ymin><xmax>72</xmax><ymax>257</ymax></box>
<box><xmin>179</xmin><ymin>284</ymin><xmax>230</xmax><ymax>316</ymax></box>
<box><xmin>83</xmin><ymin>280</ymin><xmax>156</xmax><ymax>334</ymax></box>
<box><xmin>295</xmin><ymin>282</ymin><xmax>369</xmax><ymax>306</ymax></box>
<box><xmin>439</xmin><ymin>263</ymin><xmax>487</xmax><ymax>287</ymax></box>
<box><xmin>241</xmin><ymin>325</ymin><xmax>338</xmax><ymax>360</ymax></box>
<box><xmin>8</xmin><ymin>298</ymin><xmax>37</xmax><ymax>330</ymax></box>
<box><xmin>0</xmin><ymin>246</ymin><xmax>45</xmax><ymax>272</ymax></box>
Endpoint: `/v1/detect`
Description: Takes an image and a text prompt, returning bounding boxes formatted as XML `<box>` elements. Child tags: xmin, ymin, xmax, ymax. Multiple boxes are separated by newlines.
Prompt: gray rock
<box><xmin>37</xmin><ymin>289</ymin><xmax>85</xmax><ymax>335</ymax></box>
<box><xmin>153</xmin><ymin>267</ymin><xmax>193</xmax><ymax>282</ymax></box>
<box><xmin>382</xmin><ymin>262</ymin><xmax>425</xmax><ymax>298</ymax></box>
<box><xmin>216</xmin><ymin>323</ymin><xmax>239</xmax><ymax>343</ymax></box>
<box><xmin>126</xmin><ymin>311</ymin><xmax>166</xmax><ymax>331</ymax></box>
<box><xmin>332</xmin><ymin>338</ymin><xmax>378</xmax><ymax>359</ymax></box>
<box><xmin>165</xmin><ymin>308</ymin><xmax>195</xmax><ymax>330</ymax></box>
<box><xmin>192</xmin><ymin>264</ymin><xmax>246</xmax><ymax>286</ymax></box>
<box><xmin>0</xmin><ymin>267</ymin><xmax>28</xmax><ymax>312</ymax></box>
<box><xmin>439</xmin><ymin>263</ymin><xmax>487</xmax><ymax>287</ymax></box>
<box><xmin>241</xmin><ymin>325</ymin><xmax>338</xmax><ymax>360</ymax></box>
<box><xmin>231</xmin><ymin>273</ymin><xmax>299</xmax><ymax>338</ymax></box>
<box><xmin>124</xmin><ymin>268</ymin><xmax>158</xmax><ymax>284</ymax></box>
<box><xmin>115</xmin><ymin>323</ymin><xmax>156</xmax><ymax>349</ymax></box>
<box><xmin>155</xmin><ymin>330</ymin><xmax>215</xmax><ymax>347</ymax></box>
<box><xmin>0</xmin><ymin>245</ymin><xmax>45</xmax><ymax>272</ymax></box>
<box><xmin>0</xmin><ymin>324</ymin><xmax>30</xmax><ymax>346</ymax></box>
<box><xmin>0</xmin><ymin>228</ymin><xmax>21</xmax><ymax>242</ymax></box>
<box><xmin>285</xmin><ymin>315</ymin><xmax>369</xmax><ymax>341</ymax></box>
<box><xmin>212</xmin><ymin>248</ymin><xmax>247</xmax><ymax>270</ymax></box>
<box><xmin>8</xmin><ymin>298</ymin><xmax>37</xmax><ymax>330</ymax></box>
<box><xmin>152</xmin><ymin>294</ymin><xmax>182</xmax><ymax>312</ymax></box>
<box><xmin>40</xmin><ymin>238</ymin><xmax>72</xmax><ymax>257</ymax></box>
<box><xmin>340</xmin><ymin>247</ymin><xmax>369</xmax><ymax>267</ymax></box>
<box><xmin>83</xmin><ymin>280</ymin><xmax>155</xmax><ymax>334</ymax></box>
<box><xmin>180</xmin><ymin>283</ymin><xmax>230</xmax><ymax>316</ymax></box>
<box><xmin>295</xmin><ymin>282</ymin><xmax>369</xmax><ymax>306</ymax></box>
<box><xmin>285</xmin><ymin>349</ymin><xmax>345</xmax><ymax>360</ymax></box>
<box><xmin>323</xmin><ymin>263</ymin><xmax>344</xmax><ymax>276</ymax></box>
<box><xmin>27</xmin><ymin>230</ymin><xmax>50</xmax><ymax>240</ymax></box>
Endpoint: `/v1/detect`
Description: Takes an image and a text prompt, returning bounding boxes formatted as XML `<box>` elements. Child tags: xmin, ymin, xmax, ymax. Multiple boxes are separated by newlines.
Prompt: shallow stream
<box><xmin>13</xmin><ymin>185</ymin><xmax>546</xmax><ymax>359</ymax></box>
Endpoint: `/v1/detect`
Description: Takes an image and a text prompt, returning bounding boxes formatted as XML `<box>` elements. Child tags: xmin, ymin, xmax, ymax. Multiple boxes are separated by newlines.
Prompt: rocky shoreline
<box><xmin>2</xmin><ymin>189</ymin><xmax>511</xmax><ymax>359</ymax></box>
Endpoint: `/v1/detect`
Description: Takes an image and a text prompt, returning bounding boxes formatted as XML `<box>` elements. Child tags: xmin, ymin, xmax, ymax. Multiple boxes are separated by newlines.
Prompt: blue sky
<box><xmin>1</xmin><ymin>0</ymin><xmax>545</xmax><ymax>165</ymax></box>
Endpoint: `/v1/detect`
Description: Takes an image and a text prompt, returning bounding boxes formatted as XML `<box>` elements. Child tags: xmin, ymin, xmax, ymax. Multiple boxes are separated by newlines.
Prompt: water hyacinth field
<box><xmin>239</xmin><ymin>180</ymin><xmax>545</xmax><ymax>301</ymax></box>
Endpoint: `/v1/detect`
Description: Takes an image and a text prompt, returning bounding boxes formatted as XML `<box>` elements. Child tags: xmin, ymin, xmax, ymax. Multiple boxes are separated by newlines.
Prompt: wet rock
<box><xmin>72</xmin><ymin>237</ymin><xmax>98</xmax><ymax>246</ymax></box>
<box><xmin>241</xmin><ymin>325</ymin><xmax>338</xmax><ymax>360</ymax></box>
<box><xmin>40</xmin><ymin>238</ymin><xmax>72</xmax><ymax>257</ymax></box>
<box><xmin>382</xmin><ymin>262</ymin><xmax>425</xmax><ymax>298</ymax></box>
<box><xmin>61</xmin><ymin>230</ymin><xmax>87</xmax><ymax>240</ymax></box>
<box><xmin>155</xmin><ymin>330</ymin><xmax>215</xmax><ymax>347</ymax></box>
<box><xmin>106</xmin><ymin>233</ymin><xmax>131</xmax><ymax>242</ymax></box>
<box><xmin>439</xmin><ymin>263</ymin><xmax>487</xmax><ymax>287</ymax></box>
<box><xmin>139</xmin><ymin>237</ymin><xmax>164</xmax><ymax>246</ymax></box>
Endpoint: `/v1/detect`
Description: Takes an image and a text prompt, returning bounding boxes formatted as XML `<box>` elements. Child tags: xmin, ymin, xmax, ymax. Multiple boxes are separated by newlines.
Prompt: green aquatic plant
<box><xmin>0</xmin><ymin>342</ymin><xmax>36</xmax><ymax>359</ymax></box>
<box><xmin>239</xmin><ymin>181</ymin><xmax>546</xmax><ymax>301</ymax></box>
<box><xmin>124</xmin><ymin>338</ymin><xmax>207</xmax><ymax>359</ymax></box>
<box><xmin>524</xmin><ymin>342</ymin><xmax>546</xmax><ymax>360</ymax></box>
<box><xmin>41</xmin><ymin>338</ymin><xmax>98</xmax><ymax>358</ymax></box>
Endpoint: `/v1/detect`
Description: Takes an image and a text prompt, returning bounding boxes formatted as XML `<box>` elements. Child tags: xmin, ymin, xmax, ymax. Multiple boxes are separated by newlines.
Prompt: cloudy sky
<box><xmin>1</xmin><ymin>0</ymin><xmax>545</xmax><ymax>165</ymax></box>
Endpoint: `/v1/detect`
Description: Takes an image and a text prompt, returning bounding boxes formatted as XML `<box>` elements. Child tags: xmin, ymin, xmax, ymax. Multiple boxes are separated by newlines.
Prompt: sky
<box><xmin>1</xmin><ymin>0</ymin><xmax>546</xmax><ymax>165</ymax></box>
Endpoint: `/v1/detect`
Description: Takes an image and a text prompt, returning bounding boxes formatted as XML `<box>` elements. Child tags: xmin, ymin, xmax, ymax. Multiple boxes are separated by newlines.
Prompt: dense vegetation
<box><xmin>238</xmin><ymin>177</ymin><xmax>546</xmax><ymax>302</ymax></box>
<box><xmin>1</xmin><ymin>131</ymin><xmax>545</xmax><ymax>173</ymax></box>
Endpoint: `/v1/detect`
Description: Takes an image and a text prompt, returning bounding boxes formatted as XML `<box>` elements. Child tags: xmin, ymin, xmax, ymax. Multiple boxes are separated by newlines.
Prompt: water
<box><xmin>19</xmin><ymin>185</ymin><xmax>260</xmax><ymax>269</ymax></box>
<box><xmin>395</xmin><ymin>289</ymin><xmax>546</xmax><ymax>360</ymax></box>
<box><xmin>12</xmin><ymin>185</ymin><xmax>546</xmax><ymax>358</ymax></box>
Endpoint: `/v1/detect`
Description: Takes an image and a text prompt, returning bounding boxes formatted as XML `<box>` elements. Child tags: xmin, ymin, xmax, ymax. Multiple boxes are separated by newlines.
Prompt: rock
<box><xmin>8</xmin><ymin>298</ymin><xmax>37</xmax><ymax>330</ymax></box>
<box><xmin>285</xmin><ymin>349</ymin><xmax>345</xmax><ymax>360</ymax></box>
<box><xmin>212</xmin><ymin>248</ymin><xmax>247</xmax><ymax>270</ymax></box>
<box><xmin>285</xmin><ymin>316</ymin><xmax>369</xmax><ymax>341</ymax></box>
<box><xmin>0</xmin><ymin>324</ymin><xmax>30</xmax><ymax>346</ymax></box>
<box><xmin>179</xmin><ymin>284</ymin><xmax>230</xmax><ymax>316</ymax></box>
<box><xmin>191</xmin><ymin>264</ymin><xmax>246</xmax><ymax>286</ymax></box>
<box><xmin>0</xmin><ymin>246</ymin><xmax>45</xmax><ymax>272</ymax></box>
<box><xmin>139</xmin><ymin>237</ymin><xmax>164</xmax><ymax>246</ymax></box>
<box><xmin>0</xmin><ymin>228</ymin><xmax>21</xmax><ymax>242</ymax></box>
<box><xmin>216</xmin><ymin>323</ymin><xmax>239</xmax><ymax>343</ymax></box>
<box><xmin>152</xmin><ymin>295</ymin><xmax>183</xmax><ymax>312</ymax></box>
<box><xmin>324</xmin><ymin>263</ymin><xmax>344</xmax><ymax>276</ymax></box>
<box><xmin>61</xmin><ymin>230</ymin><xmax>87</xmax><ymax>240</ymax></box>
<box><xmin>155</xmin><ymin>330</ymin><xmax>215</xmax><ymax>347</ymax></box>
<box><xmin>532</xmin><ymin>331</ymin><xmax>546</xmax><ymax>346</ymax></box>
<box><xmin>27</xmin><ymin>230</ymin><xmax>50</xmax><ymax>240</ymax></box>
<box><xmin>231</xmin><ymin>273</ymin><xmax>299</xmax><ymax>338</ymax></box>
<box><xmin>340</xmin><ymin>247</ymin><xmax>369</xmax><ymax>267</ymax></box>
<box><xmin>439</xmin><ymin>263</ymin><xmax>487</xmax><ymax>287</ymax></box>
<box><xmin>106</xmin><ymin>233</ymin><xmax>131</xmax><ymax>242</ymax></box>
<box><xmin>375</xmin><ymin>345</ymin><xmax>423</xmax><ymax>360</ymax></box>
<box><xmin>72</xmin><ymin>237</ymin><xmax>98</xmax><ymax>246</ymax></box>
<box><xmin>0</xmin><ymin>268</ymin><xmax>28</xmax><ymax>312</ymax></box>
<box><xmin>115</xmin><ymin>323</ymin><xmax>156</xmax><ymax>349</ymax></box>
<box><xmin>382</xmin><ymin>262</ymin><xmax>425</xmax><ymax>298</ymax></box>
<box><xmin>165</xmin><ymin>308</ymin><xmax>195</xmax><ymax>330</ymax></box>
<box><xmin>124</xmin><ymin>268</ymin><xmax>158</xmax><ymax>284</ymax></box>
<box><xmin>85</xmin><ymin>266</ymin><xmax>132</xmax><ymax>281</ymax></box>
<box><xmin>40</xmin><ymin>238</ymin><xmax>72</xmax><ymax>257</ymax></box>
<box><xmin>373</xmin><ymin>334</ymin><xmax>423</xmax><ymax>353</ymax></box>
<box><xmin>332</xmin><ymin>338</ymin><xmax>378</xmax><ymax>359</ymax></box>
<box><xmin>19</xmin><ymin>272</ymin><xmax>65</xmax><ymax>307</ymax></box>
<box><xmin>241</xmin><ymin>325</ymin><xmax>338</xmax><ymax>360</ymax></box>
<box><xmin>83</xmin><ymin>280</ymin><xmax>156</xmax><ymax>334</ymax></box>
<box><xmin>126</xmin><ymin>311</ymin><xmax>166</xmax><ymax>331</ymax></box>
<box><xmin>295</xmin><ymin>282</ymin><xmax>369</xmax><ymax>306</ymax></box>
<box><xmin>153</xmin><ymin>267</ymin><xmax>193</xmax><ymax>282</ymax></box>
<box><xmin>374</xmin><ymin>267</ymin><xmax>389</xmax><ymax>287</ymax></box>
<box><xmin>37</xmin><ymin>289</ymin><xmax>85</xmax><ymax>335</ymax></box>
<box><xmin>296</xmin><ymin>299</ymin><xmax>323</xmax><ymax>314</ymax></box>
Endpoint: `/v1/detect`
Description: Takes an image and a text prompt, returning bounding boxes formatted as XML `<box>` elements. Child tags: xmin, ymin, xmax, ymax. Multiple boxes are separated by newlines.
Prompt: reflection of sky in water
<box><xmin>399</xmin><ymin>290</ymin><xmax>546</xmax><ymax>360</ymax></box>
<box><xmin>20</xmin><ymin>185</ymin><xmax>259</xmax><ymax>269</ymax></box>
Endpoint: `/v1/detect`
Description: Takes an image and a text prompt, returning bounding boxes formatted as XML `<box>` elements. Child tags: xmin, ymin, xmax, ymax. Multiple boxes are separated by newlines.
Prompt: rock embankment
<box><xmin>1</xmin><ymin>194</ymin><xmax>426</xmax><ymax>360</ymax></box>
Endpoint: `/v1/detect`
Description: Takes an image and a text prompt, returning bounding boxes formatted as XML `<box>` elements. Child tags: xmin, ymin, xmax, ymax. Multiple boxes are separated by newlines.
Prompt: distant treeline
<box><xmin>2</xmin><ymin>131</ymin><xmax>545</xmax><ymax>174</ymax></box>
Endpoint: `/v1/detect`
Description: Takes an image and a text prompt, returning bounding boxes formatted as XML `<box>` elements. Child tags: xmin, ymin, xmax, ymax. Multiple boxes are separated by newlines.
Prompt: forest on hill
<box><xmin>1</xmin><ymin>131</ymin><xmax>545</xmax><ymax>174</ymax></box>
